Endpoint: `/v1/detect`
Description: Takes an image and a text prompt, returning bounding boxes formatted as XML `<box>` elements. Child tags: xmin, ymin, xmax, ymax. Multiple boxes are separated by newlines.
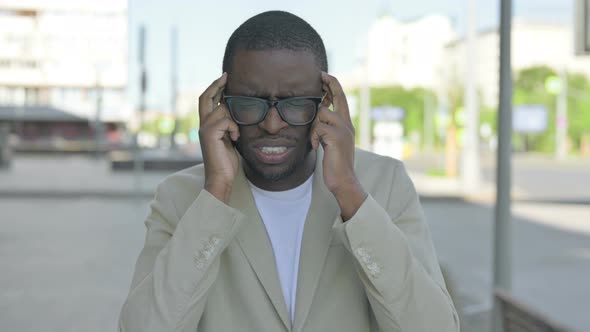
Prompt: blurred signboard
<box><xmin>373</xmin><ymin>122</ymin><xmax>404</xmax><ymax>160</ymax></box>
<box><xmin>513</xmin><ymin>105</ymin><xmax>548</xmax><ymax>134</ymax></box>
<box><xmin>575</xmin><ymin>0</ymin><xmax>590</xmax><ymax>55</ymax></box>
<box><xmin>371</xmin><ymin>106</ymin><xmax>405</xmax><ymax>121</ymax></box>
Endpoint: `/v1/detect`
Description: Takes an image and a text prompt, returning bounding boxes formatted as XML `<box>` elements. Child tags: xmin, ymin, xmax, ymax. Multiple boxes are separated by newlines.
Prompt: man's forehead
<box><xmin>230</xmin><ymin>75</ymin><xmax>318</xmax><ymax>96</ymax></box>
<box><xmin>227</xmin><ymin>49</ymin><xmax>322</xmax><ymax>95</ymax></box>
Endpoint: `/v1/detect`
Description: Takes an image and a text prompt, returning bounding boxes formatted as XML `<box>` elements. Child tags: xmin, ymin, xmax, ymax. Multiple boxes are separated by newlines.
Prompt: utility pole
<box><xmin>134</xmin><ymin>25</ymin><xmax>147</xmax><ymax>193</ymax></box>
<box><xmin>139</xmin><ymin>26</ymin><xmax>147</xmax><ymax>142</ymax></box>
<box><xmin>462</xmin><ymin>0</ymin><xmax>481</xmax><ymax>193</ymax></box>
<box><xmin>94</xmin><ymin>67</ymin><xmax>103</xmax><ymax>159</ymax></box>
<box><xmin>555</xmin><ymin>69</ymin><xmax>568</xmax><ymax>160</ymax></box>
<box><xmin>493</xmin><ymin>0</ymin><xmax>513</xmax><ymax>331</ymax></box>
<box><xmin>359</xmin><ymin>50</ymin><xmax>371</xmax><ymax>150</ymax></box>
<box><xmin>170</xmin><ymin>26</ymin><xmax>179</xmax><ymax>150</ymax></box>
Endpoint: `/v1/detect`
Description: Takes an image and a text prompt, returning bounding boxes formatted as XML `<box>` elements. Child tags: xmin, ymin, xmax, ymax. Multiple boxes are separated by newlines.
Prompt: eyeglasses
<box><xmin>222</xmin><ymin>94</ymin><xmax>325</xmax><ymax>126</ymax></box>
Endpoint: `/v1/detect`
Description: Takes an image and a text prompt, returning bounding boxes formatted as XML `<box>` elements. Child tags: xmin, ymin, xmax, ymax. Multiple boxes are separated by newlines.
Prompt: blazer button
<box><xmin>355</xmin><ymin>247</ymin><xmax>372</xmax><ymax>265</ymax></box>
<box><xmin>367</xmin><ymin>262</ymin><xmax>381</xmax><ymax>277</ymax></box>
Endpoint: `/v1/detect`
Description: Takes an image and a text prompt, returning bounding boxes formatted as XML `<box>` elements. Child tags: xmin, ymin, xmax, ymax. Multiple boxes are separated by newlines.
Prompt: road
<box><xmin>404</xmin><ymin>152</ymin><xmax>590</xmax><ymax>202</ymax></box>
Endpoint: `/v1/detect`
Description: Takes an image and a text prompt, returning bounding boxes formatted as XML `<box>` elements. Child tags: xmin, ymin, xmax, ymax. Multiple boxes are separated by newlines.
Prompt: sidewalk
<box><xmin>0</xmin><ymin>155</ymin><xmax>502</xmax><ymax>200</ymax></box>
<box><xmin>0</xmin><ymin>155</ymin><xmax>168</xmax><ymax>198</ymax></box>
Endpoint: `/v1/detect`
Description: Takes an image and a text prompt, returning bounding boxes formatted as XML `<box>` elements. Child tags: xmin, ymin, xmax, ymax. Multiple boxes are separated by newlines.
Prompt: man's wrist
<box><xmin>332</xmin><ymin>179</ymin><xmax>367</xmax><ymax>222</ymax></box>
<box><xmin>205</xmin><ymin>182</ymin><xmax>233</xmax><ymax>204</ymax></box>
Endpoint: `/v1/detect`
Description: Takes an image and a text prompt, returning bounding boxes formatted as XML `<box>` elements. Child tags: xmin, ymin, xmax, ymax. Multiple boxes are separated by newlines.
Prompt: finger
<box><xmin>321</xmin><ymin>72</ymin><xmax>351</xmax><ymax>122</ymax></box>
<box><xmin>216</xmin><ymin>117</ymin><xmax>241</xmax><ymax>142</ymax></box>
<box><xmin>198</xmin><ymin>73</ymin><xmax>227</xmax><ymax>120</ymax></box>
<box><xmin>310</xmin><ymin>120</ymin><xmax>337</xmax><ymax>150</ymax></box>
<box><xmin>207</xmin><ymin>113</ymin><xmax>240</xmax><ymax>142</ymax></box>
<box><xmin>201</xmin><ymin>103</ymin><xmax>231</xmax><ymax>126</ymax></box>
<box><xmin>317</xmin><ymin>106</ymin><xmax>354</xmax><ymax>133</ymax></box>
<box><xmin>320</xmin><ymin>87</ymin><xmax>332</xmax><ymax>108</ymax></box>
<box><xmin>200</xmin><ymin>104</ymin><xmax>240</xmax><ymax>142</ymax></box>
<box><xmin>310</xmin><ymin>120</ymin><xmax>323</xmax><ymax>150</ymax></box>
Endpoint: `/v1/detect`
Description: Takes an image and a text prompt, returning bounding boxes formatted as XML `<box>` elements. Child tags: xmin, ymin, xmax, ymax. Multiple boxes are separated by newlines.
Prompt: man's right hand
<box><xmin>198</xmin><ymin>73</ymin><xmax>240</xmax><ymax>204</ymax></box>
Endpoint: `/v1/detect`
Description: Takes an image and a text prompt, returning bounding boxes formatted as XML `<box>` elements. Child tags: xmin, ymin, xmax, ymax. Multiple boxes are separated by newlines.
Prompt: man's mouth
<box><xmin>254</xmin><ymin>145</ymin><xmax>293</xmax><ymax>164</ymax></box>
<box><xmin>260</xmin><ymin>146</ymin><xmax>288</xmax><ymax>154</ymax></box>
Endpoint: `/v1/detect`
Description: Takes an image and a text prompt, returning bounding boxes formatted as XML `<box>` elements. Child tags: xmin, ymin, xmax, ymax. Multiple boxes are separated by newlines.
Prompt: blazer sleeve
<box><xmin>119</xmin><ymin>184</ymin><xmax>245</xmax><ymax>332</ymax></box>
<box><xmin>332</xmin><ymin>161</ymin><xmax>460</xmax><ymax>332</ymax></box>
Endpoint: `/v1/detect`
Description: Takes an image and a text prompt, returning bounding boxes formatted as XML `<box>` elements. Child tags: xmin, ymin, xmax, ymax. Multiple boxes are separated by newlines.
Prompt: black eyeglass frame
<box><xmin>222</xmin><ymin>93</ymin><xmax>326</xmax><ymax>126</ymax></box>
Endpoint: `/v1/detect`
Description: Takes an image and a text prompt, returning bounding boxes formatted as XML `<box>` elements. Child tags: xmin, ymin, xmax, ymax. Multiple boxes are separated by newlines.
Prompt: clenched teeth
<box><xmin>260</xmin><ymin>146</ymin><xmax>287</xmax><ymax>154</ymax></box>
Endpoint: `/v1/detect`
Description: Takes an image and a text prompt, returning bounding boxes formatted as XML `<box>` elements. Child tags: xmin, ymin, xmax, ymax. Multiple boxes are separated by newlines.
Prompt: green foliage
<box><xmin>349</xmin><ymin>86</ymin><xmax>437</xmax><ymax>148</ymax></box>
<box><xmin>479</xmin><ymin>106</ymin><xmax>497</xmax><ymax>131</ymax></box>
<box><xmin>513</xmin><ymin>66</ymin><xmax>590</xmax><ymax>153</ymax></box>
<box><xmin>566</xmin><ymin>73</ymin><xmax>590</xmax><ymax>151</ymax></box>
<box><xmin>513</xmin><ymin>66</ymin><xmax>558</xmax><ymax>152</ymax></box>
<box><xmin>140</xmin><ymin>113</ymin><xmax>199</xmax><ymax>137</ymax></box>
<box><xmin>426</xmin><ymin>168</ymin><xmax>447</xmax><ymax>177</ymax></box>
<box><xmin>177</xmin><ymin>113</ymin><xmax>199</xmax><ymax>135</ymax></box>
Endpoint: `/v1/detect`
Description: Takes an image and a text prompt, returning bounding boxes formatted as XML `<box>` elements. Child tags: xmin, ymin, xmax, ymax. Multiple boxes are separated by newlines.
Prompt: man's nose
<box><xmin>259</xmin><ymin>105</ymin><xmax>289</xmax><ymax>134</ymax></box>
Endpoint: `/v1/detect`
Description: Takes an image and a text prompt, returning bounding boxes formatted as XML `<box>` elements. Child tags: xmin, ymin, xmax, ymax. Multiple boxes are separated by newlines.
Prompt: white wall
<box><xmin>341</xmin><ymin>13</ymin><xmax>456</xmax><ymax>91</ymax></box>
<box><xmin>444</xmin><ymin>20</ymin><xmax>590</xmax><ymax>108</ymax></box>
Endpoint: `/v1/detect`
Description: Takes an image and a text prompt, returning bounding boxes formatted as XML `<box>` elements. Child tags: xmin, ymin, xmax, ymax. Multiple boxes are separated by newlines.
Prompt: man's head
<box><xmin>222</xmin><ymin>11</ymin><xmax>328</xmax><ymax>74</ymax></box>
<box><xmin>222</xmin><ymin>11</ymin><xmax>328</xmax><ymax>191</ymax></box>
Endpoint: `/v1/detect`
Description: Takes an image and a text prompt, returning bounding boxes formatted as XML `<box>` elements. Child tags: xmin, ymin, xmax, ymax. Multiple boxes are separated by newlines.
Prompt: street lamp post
<box><xmin>493</xmin><ymin>0</ymin><xmax>513</xmax><ymax>331</ymax></box>
<box><xmin>134</xmin><ymin>25</ymin><xmax>148</xmax><ymax>194</ymax></box>
<box><xmin>170</xmin><ymin>26</ymin><xmax>179</xmax><ymax>150</ymax></box>
<box><xmin>359</xmin><ymin>50</ymin><xmax>371</xmax><ymax>151</ymax></box>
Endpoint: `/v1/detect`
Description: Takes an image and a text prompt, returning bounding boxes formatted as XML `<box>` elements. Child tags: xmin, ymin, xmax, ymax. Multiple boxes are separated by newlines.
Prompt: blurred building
<box><xmin>0</xmin><ymin>0</ymin><xmax>129</xmax><ymax>149</ymax></box>
<box><xmin>444</xmin><ymin>19</ymin><xmax>590</xmax><ymax>107</ymax></box>
<box><xmin>340</xmin><ymin>12</ymin><xmax>457</xmax><ymax>90</ymax></box>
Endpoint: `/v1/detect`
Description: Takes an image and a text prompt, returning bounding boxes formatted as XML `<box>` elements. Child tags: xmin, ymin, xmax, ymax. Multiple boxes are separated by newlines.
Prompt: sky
<box><xmin>127</xmin><ymin>0</ymin><xmax>574</xmax><ymax>111</ymax></box>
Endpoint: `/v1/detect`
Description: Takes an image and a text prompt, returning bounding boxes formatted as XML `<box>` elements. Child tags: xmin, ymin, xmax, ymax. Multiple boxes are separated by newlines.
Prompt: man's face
<box><xmin>225</xmin><ymin>49</ymin><xmax>322</xmax><ymax>190</ymax></box>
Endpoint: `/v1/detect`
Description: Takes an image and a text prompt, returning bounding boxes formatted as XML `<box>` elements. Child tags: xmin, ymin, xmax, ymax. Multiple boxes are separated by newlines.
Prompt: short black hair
<box><xmin>222</xmin><ymin>11</ymin><xmax>328</xmax><ymax>73</ymax></box>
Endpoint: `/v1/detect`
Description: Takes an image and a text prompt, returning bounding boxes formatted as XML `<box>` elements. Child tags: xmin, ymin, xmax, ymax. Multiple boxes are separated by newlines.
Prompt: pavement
<box><xmin>0</xmin><ymin>155</ymin><xmax>167</xmax><ymax>198</ymax></box>
<box><xmin>1</xmin><ymin>154</ymin><xmax>589</xmax><ymax>332</ymax></box>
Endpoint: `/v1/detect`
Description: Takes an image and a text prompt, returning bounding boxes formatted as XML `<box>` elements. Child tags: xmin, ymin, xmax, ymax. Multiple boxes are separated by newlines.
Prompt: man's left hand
<box><xmin>311</xmin><ymin>72</ymin><xmax>368</xmax><ymax>221</ymax></box>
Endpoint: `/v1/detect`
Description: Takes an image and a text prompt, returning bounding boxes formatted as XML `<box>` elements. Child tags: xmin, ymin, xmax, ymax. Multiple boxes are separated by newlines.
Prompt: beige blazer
<box><xmin>119</xmin><ymin>148</ymin><xmax>460</xmax><ymax>332</ymax></box>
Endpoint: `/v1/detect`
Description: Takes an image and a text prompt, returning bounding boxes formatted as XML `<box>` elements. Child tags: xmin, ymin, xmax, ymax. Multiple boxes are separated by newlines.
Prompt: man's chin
<box><xmin>247</xmin><ymin>160</ymin><xmax>297</xmax><ymax>181</ymax></box>
<box><xmin>236</xmin><ymin>141</ymin><xmax>313</xmax><ymax>183</ymax></box>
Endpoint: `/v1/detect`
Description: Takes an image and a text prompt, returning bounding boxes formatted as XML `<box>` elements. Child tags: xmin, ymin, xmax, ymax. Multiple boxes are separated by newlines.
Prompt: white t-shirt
<box><xmin>248</xmin><ymin>175</ymin><xmax>313</xmax><ymax>323</ymax></box>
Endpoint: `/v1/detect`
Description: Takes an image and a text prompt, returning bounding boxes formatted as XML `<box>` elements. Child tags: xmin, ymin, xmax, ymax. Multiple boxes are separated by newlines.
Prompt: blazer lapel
<box><xmin>292</xmin><ymin>147</ymin><xmax>341</xmax><ymax>332</ymax></box>
<box><xmin>229</xmin><ymin>162</ymin><xmax>291</xmax><ymax>331</ymax></box>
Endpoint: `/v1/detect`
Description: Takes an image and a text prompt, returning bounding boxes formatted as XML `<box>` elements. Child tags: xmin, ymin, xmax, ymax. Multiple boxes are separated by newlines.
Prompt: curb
<box><xmin>0</xmin><ymin>190</ymin><xmax>154</xmax><ymax>199</ymax></box>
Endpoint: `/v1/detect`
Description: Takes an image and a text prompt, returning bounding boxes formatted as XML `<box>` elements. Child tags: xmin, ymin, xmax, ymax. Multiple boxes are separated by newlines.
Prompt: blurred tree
<box><xmin>513</xmin><ymin>66</ymin><xmax>557</xmax><ymax>153</ymax></box>
<box><xmin>177</xmin><ymin>113</ymin><xmax>199</xmax><ymax>136</ymax></box>
<box><xmin>566</xmin><ymin>73</ymin><xmax>590</xmax><ymax>153</ymax></box>
<box><xmin>514</xmin><ymin>66</ymin><xmax>590</xmax><ymax>154</ymax></box>
<box><xmin>348</xmin><ymin>86</ymin><xmax>438</xmax><ymax>148</ymax></box>
<box><xmin>141</xmin><ymin>119</ymin><xmax>158</xmax><ymax>135</ymax></box>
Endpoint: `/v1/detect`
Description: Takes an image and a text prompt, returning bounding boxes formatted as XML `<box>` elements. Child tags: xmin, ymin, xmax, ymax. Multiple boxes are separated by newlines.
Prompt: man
<box><xmin>119</xmin><ymin>10</ymin><xmax>459</xmax><ymax>332</ymax></box>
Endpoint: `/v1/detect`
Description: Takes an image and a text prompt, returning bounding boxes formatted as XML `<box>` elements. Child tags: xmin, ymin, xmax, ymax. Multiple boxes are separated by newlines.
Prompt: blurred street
<box><xmin>0</xmin><ymin>155</ymin><xmax>589</xmax><ymax>332</ymax></box>
<box><xmin>405</xmin><ymin>151</ymin><xmax>590</xmax><ymax>203</ymax></box>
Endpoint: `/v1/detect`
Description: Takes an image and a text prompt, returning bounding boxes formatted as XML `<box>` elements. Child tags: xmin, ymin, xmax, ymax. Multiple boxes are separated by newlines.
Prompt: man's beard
<box><xmin>235</xmin><ymin>137</ymin><xmax>312</xmax><ymax>182</ymax></box>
